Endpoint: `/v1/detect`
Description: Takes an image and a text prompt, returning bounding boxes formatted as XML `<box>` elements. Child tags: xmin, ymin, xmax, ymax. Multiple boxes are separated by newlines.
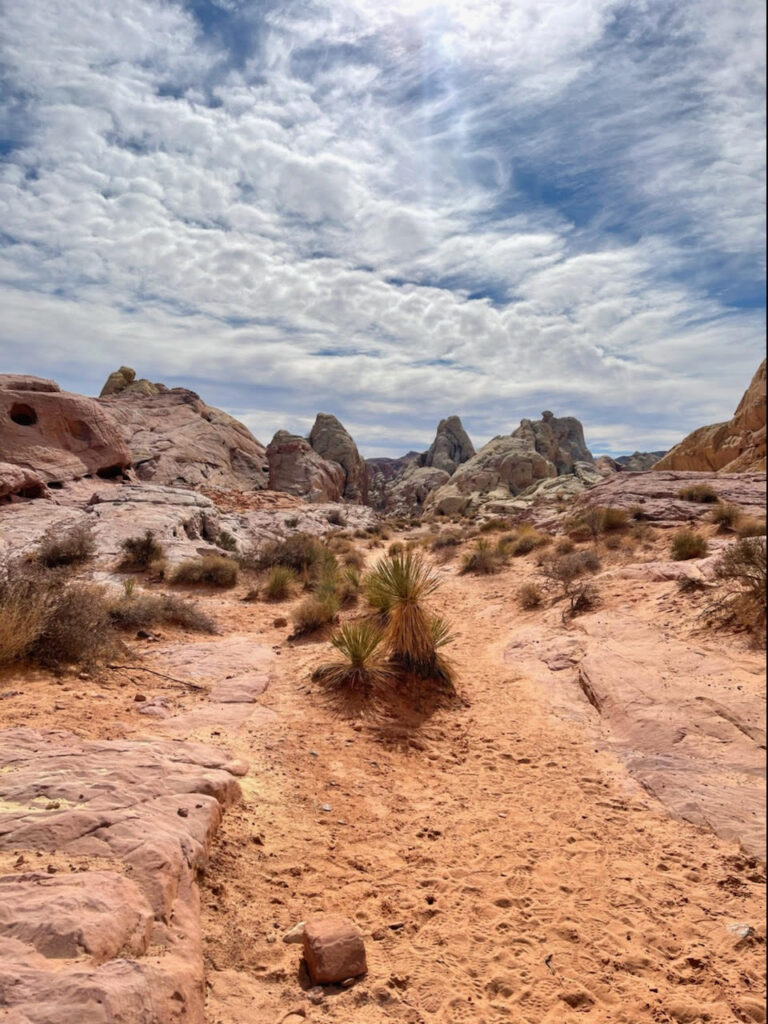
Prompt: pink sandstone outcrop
<box><xmin>266</xmin><ymin>430</ymin><xmax>345</xmax><ymax>503</ymax></box>
<box><xmin>655</xmin><ymin>359</ymin><xmax>766</xmax><ymax>473</ymax></box>
<box><xmin>0</xmin><ymin>375</ymin><xmax>131</xmax><ymax>498</ymax></box>
<box><xmin>573</xmin><ymin>470</ymin><xmax>767</xmax><ymax>524</ymax></box>
<box><xmin>99</xmin><ymin>369</ymin><xmax>270</xmax><ymax>492</ymax></box>
<box><xmin>0</xmin><ymin>729</ymin><xmax>245</xmax><ymax>1024</ymax></box>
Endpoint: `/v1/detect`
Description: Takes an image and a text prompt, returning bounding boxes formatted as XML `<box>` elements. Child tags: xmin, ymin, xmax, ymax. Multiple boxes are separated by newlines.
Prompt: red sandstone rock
<box><xmin>0</xmin><ymin>375</ymin><xmax>131</xmax><ymax>494</ymax></box>
<box><xmin>302</xmin><ymin>916</ymin><xmax>367</xmax><ymax>984</ymax></box>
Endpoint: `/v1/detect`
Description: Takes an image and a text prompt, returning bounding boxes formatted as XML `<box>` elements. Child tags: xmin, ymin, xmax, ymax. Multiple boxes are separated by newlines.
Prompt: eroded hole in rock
<box><xmin>69</xmin><ymin>419</ymin><xmax>93</xmax><ymax>442</ymax></box>
<box><xmin>46</xmin><ymin>481</ymin><xmax>64</xmax><ymax>490</ymax></box>
<box><xmin>9</xmin><ymin>403</ymin><xmax>38</xmax><ymax>426</ymax></box>
<box><xmin>96</xmin><ymin>464</ymin><xmax>123</xmax><ymax>479</ymax></box>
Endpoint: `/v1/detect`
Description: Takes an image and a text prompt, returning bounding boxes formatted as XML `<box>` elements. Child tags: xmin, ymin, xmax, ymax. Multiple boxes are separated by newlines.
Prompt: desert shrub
<box><xmin>0</xmin><ymin>562</ymin><xmax>54</xmax><ymax>665</ymax></box>
<box><xmin>539</xmin><ymin>550</ymin><xmax>600</xmax><ymax>589</ymax></box>
<box><xmin>171</xmin><ymin>555</ymin><xmax>239</xmax><ymax>587</ymax></box>
<box><xmin>388</xmin><ymin>541</ymin><xmax>404</xmax><ymax>556</ymax></box>
<box><xmin>119</xmin><ymin>530</ymin><xmax>165</xmax><ymax>571</ymax></box>
<box><xmin>604</xmin><ymin>533</ymin><xmax>623</xmax><ymax>550</ymax></box>
<box><xmin>567</xmin><ymin>581</ymin><xmax>600</xmax><ymax>618</ymax></box>
<box><xmin>602</xmin><ymin>507</ymin><xmax>629</xmax><ymax>531</ymax></box>
<box><xmin>312</xmin><ymin>620</ymin><xmax>395</xmax><ymax>694</ymax></box>
<box><xmin>704</xmin><ymin>537</ymin><xmax>767</xmax><ymax>637</ymax></box>
<box><xmin>678</xmin><ymin>483</ymin><xmax>718</xmax><ymax>503</ymax></box>
<box><xmin>217</xmin><ymin>529</ymin><xmax>238</xmax><ymax>553</ymax></box>
<box><xmin>479</xmin><ymin>517</ymin><xmax>510</xmax><ymax>533</ymax></box>
<box><xmin>284</xmin><ymin>515</ymin><xmax>300</xmax><ymax>528</ymax></box>
<box><xmin>708</xmin><ymin>503</ymin><xmax>742</xmax><ymax>532</ymax></box>
<box><xmin>677</xmin><ymin>574</ymin><xmax>706</xmax><ymax>593</ymax></box>
<box><xmin>511</xmin><ymin>527</ymin><xmax>549</xmax><ymax>557</ymax></box>
<box><xmin>326</xmin><ymin>508</ymin><xmax>346</xmax><ymax>527</ymax></box>
<box><xmin>431</xmin><ymin>530</ymin><xmax>463</xmax><ymax>551</ymax></box>
<box><xmin>518</xmin><ymin>582</ymin><xmax>544</xmax><ymax>609</ymax></box>
<box><xmin>555</xmin><ymin>537</ymin><xmax>575</xmax><ymax>555</ymax></box>
<box><xmin>736</xmin><ymin>518</ymin><xmax>766</xmax><ymax>539</ymax></box>
<box><xmin>671</xmin><ymin>531</ymin><xmax>708</xmax><ymax>561</ymax></box>
<box><xmin>109</xmin><ymin>592</ymin><xmax>215</xmax><ymax>632</ymax></box>
<box><xmin>341</xmin><ymin>548</ymin><xmax>365</xmax><ymax>571</ymax></box>
<box><xmin>262</xmin><ymin>566</ymin><xmax>297</xmax><ymax>602</ymax></box>
<box><xmin>35</xmin><ymin>582</ymin><xmax>114</xmax><ymax>667</ymax></box>
<box><xmin>37</xmin><ymin>521</ymin><xmax>95</xmax><ymax>567</ymax></box>
<box><xmin>460</xmin><ymin>539</ymin><xmax>502</xmax><ymax>575</ymax></box>
<box><xmin>291</xmin><ymin>593</ymin><xmax>340</xmax><ymax>636</ymax></box>
<box><xmin>251</xmin><ymin>534</ymin><xmax>329</xmax><ymax>577</ymax></box>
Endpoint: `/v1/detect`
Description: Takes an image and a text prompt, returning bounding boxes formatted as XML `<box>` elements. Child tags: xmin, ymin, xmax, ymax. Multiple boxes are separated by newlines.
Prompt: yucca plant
<box><xmin>364</xmin><ymin>552</ymin><xmax>443</xmax><ymax>670</ymax></box>
<box><xmin>312</xmin><ymin>620</ymin><xmax>395</xmax><ymax>694</ymax></box>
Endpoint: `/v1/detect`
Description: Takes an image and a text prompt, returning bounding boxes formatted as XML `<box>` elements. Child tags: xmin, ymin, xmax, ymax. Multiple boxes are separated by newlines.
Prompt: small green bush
<box><xmin>678</xmin><ymin>483</ymin><xmax>719</xmax><ymax>503</ymax></box>
<box><xmin>671</xmin><ymin>531</ymin><xmax>709</xmax><ymax>561</ymax></box>
<box><xmin>171</xmin><ymin>555</ymin><xmax>239</xmax><ymax>587</ymax></box>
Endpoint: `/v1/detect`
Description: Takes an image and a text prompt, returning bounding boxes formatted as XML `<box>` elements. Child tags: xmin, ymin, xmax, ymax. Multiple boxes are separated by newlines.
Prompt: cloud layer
<box><xmin>0</xmin><ymin>0</ymin><xmax>764</xmax><ymax>457</ymax></box>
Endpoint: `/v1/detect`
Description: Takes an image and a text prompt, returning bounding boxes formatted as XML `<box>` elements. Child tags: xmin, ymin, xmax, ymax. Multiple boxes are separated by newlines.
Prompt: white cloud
<box><xmin>0</xmin><ymin>0</ymin><xmax>764</xmax><ymax>458</ymax></box>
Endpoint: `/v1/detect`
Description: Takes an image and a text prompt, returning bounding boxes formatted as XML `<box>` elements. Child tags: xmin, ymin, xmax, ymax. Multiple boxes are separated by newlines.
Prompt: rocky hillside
<box><xmin>99</xmin><ymin>367</ymin><xmax>270</xmax><ymax>492</ymax></box>
<box><xmin>425</xmin><ymin>410</ymin><xmax>599</xmax><ymax>515</ymax></box>
<box><xmin>655</xmin><ymin>359</ymin><xmax>766</xmax><ymax>473</ymax></box>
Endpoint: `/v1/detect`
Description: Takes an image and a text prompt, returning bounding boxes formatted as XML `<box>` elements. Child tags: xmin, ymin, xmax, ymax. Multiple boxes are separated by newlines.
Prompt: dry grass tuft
<box><xmin>709</xmin><ymin>503</ymin><xmax>742</xmax><ymax>532</ymax></box>
<box><xmin>678</xmin><ymin>483</ymin><xmax>719</xmax><ymax>503</ymax></box>
<box><xmin>460</xmin><ymin>538</ymin><xmax>502</xmax><ymax>575</ymax></box>
<box><xmin>108</xmin><ymin>591</ymin><xmax>216</xmax><ymax>632</ymax></box>
<box><xmin>171</xmin><ymin>555</ymin><xmax>239</xmax><ymax>587</ymax></box>
<box><xmin>518</xmin><ymin>582</ymin><xmax>544</xmax><ymax>609</ymax></box>
<box><xmin>671</xmin><ymin>531</ymin><xmax>708</xmax><ymax>561</ymax></box>
<box><xmin>262</xmin><ymin>566</ymin><xmax>297</xmax><ymax>602</ymax></box>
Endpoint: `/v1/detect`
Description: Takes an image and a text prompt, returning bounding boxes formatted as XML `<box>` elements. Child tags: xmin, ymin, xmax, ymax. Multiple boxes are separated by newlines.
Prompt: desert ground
<box><xmin>1</xmin><ymin>510</ymin><xmax>764</xmax><ymax>1024</ymax></box>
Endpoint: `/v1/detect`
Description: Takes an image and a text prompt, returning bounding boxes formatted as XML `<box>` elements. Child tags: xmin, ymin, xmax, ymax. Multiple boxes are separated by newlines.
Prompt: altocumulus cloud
<box><xmin>0</xmin><ymin>0</ymin><xmax>764</xmax><ymax>457</ymax></box>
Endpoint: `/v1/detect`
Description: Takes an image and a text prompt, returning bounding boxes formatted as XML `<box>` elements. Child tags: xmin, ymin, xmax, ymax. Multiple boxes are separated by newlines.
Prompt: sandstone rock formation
<box><xmin>367</xmin><ymin>416</ymin><xmax>474</xmax><ymax>514</ymax></box>
<box><xmin>573</xmin><ymin>469</ymin><xmax>767</xmax><ymax>524</ymax></box>
<box><xmin>308</xmin><ymin>413</ymin><xmax>369</xmax><ymax>503</ymax></box>
<box><xmin>425</xmin><ymin>411</ymin><xmax>594</xmax><ymax>515</ymax></box>
<box><xmin>0</xmin><ymin>374</ymin><xmax>131</xmax><ymax>499</ymax></box>
<box><xmin>99</xmin><ymin>371</ymin><xmax>269</xmax><ymax>492</ymax></box>
<box><xmin>266</xmin><ymin>430</ymin><xmax>345</xmax><ymax>502</ymax></box>
<box><xmin>422</xmin><ymin>415</ymin><xmax>475</xmax><ymax>474</ymax></box>
<box><xmin>655</xmin><ymin>359</ymin><xmax>766</xmax><ymax>473</ymax></box>
<box><xmin>0</xmin><ymin>728</ymin><xmax>244</xmax><ymax>1024</ymax></box>
<box><xmin>616</xmin><ymin>450</ymin><xmax>667</xmax><ymax>471</ymax></box>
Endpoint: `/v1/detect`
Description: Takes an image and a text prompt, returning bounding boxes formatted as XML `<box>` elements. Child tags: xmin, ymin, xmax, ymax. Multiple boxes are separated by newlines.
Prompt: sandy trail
<box><xmin>197</xmin><ymin>555</ymin><xmax>766</xmax><ymax>1024</ymax></box>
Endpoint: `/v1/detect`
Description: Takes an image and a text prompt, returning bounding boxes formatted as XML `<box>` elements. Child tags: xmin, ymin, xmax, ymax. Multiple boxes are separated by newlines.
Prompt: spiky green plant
<box><xmin>312</xmin><ymin>620</ymin><xmax>395</xmax><ymax>693</ymax></box>
<box><xmin>365</xmin><ymin>552</ymin><xmax>439</xmax><ymax>659</ymax></box>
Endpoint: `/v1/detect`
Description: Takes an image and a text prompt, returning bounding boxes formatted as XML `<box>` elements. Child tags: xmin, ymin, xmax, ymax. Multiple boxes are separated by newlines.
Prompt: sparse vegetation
<box><xmin>388</xmin><ymin>541</ymin><xmax>404</xmax><ymax>556</ymax></box>
<box><xmin>678</xmin><ymin>483</ymin><xmax>719</xmax><ymax>503</ymax></box>
<box><xmin>555</xmin><ymin>537</ymin><xmax>575</xmax><ymax>555</ymax></box>
<box><xmin>108</xmin><ymin>591</ymin><xmax>216</xmax><ymax>633</ymax></box>
<box><xmin>326</xmin><ymin>508</ymin><xmax>346</xmax><ymax>526</ymax></box>
<box><xmin>708</xmin><ymin>503</ymin><xmax>742</xmax><ymax>532</ymax></box>
<box><xmin>171</xmin><ymin>555</ymin><xmax>239</xmax><ymax>587</ymax></box>
<box><xmin>249</xmin><ymin>533</ymin><xmax>330</xmax><ymax>578</ymax></box>
<box><xmin>460</xmin><ymin>538</ymin><xmax>502</xmax><ymax>575</ymax></box>
<box><xmin>518</xmin><ymin>582</ymin><xmax>544</xmax><ymax>609</ymax></box>
<box><xmin>262</xmin><ymin>566</ymin><xmax>297</xmax><ymax>602</ymax></box>
<box><xmin>119</xmin><ymin>530</ymin><xmax>165</xmax><ymax>571</ymax></box>
<box><xmin>704</xmin><ymin>537</ymin><xmax>767</xmax><ymax>638</ymax></box>
<box><xmin>0</xmin><ymin>561</ymin><xmax>116</xmax><ymax>668</ymax></box>
<box><xmin>538</xmin><ymin>550</ymin><xmax>601</xmax><ymax>620</ymax></box>
<box><xmin>737</xmin><ymin>518</ymin><xmax>766</xmax><ymax>539</ymax></box>
<box><xmin>671</xmin><ymin>530</ymin><xmax>709</xmax><ymax>561</ymax></box>
<box><xmin>479</xmin><ymin>517</ymin><xmax>511</xmax><ymax>533</ymax></box>
<box><xmin>37</xmin><ymin>521</ymin><xmax>95</xmax><ymax>567</ymax></box>
<box><xmin>312</xmin><ymin>620</ymin><xmax>395</xmax><ymax>695</ymax></box>
<box><xmin>510</xmin><ymin>526</ymin><xmax>549</xmax><ymax>556</ymax></box>
<box><xmin>291</xmin><ymin>592</ymin><xmax>340</xmax><ymax>636</ymax></box>
<box><xmin>217</xmin><ymin>529</ymin><xmax>238</xmax><ymax>552</ymax></box>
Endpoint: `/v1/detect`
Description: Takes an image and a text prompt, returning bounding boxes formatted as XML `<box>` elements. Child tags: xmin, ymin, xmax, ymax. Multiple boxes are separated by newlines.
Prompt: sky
<box><xmin>0</xmin><ymin>0</ymin><xmax>765</xmax><ymax>459</ymax></box>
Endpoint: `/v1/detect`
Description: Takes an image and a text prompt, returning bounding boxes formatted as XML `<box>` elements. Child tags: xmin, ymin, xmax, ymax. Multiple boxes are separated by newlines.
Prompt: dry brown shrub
<box><xmin>119</xmin><ymin>530</ymin><xmax>165</xmax><ymax>571</ymax></box>
<box><xmin>671</xmin><ymin>531</ymin><xmax>708</xmax><ymax>561</ymax></box>
<box><xmin>171</xmin><ymin>555</ymin><xmax>239</xmax><ymax>587</ymax></box>
<box><xmin>703</xmin><ymin>537</ymin><xmax>767</xmax><ymax>639</ymax></box>
<box><xmin>37</xmin><ymin>521</ymin><xmax>95</xmax><ymax>567</ymax></box>
<box><xmin>518</xmin><ymin>582</ymin><xmax>544</xmax><ymax>609</ymax></box>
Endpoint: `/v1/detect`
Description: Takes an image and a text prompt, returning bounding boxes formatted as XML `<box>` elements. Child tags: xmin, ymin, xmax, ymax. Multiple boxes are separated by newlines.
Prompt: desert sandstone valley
<box><xmin>0</xmin><ymin>360</ymin><xmax>765</xmax><ymax>1024</ymax></box>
